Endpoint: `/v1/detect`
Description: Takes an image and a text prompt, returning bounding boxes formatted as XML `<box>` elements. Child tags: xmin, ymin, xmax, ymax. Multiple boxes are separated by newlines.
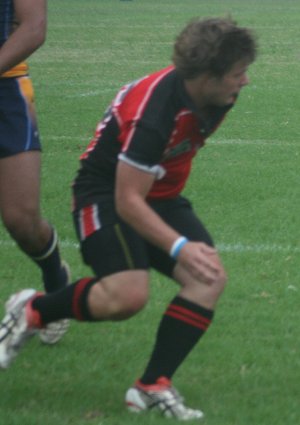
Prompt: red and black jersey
<box><xmin>73</xmin><ymin>66</ymin><xmax>232</xmax><ymax>207</ymax></box>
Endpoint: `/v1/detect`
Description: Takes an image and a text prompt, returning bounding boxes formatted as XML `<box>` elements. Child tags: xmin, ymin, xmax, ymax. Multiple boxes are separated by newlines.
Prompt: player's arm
<box><xmin>115</xmin><ymin>160</ymin><xmax>180</xmax><ymax>253</ymax></box>
<box><xmin>0</xmin><ymin>0</ymin><xmax>47</xmax><ymax>75</ymax></box>
<box><xmin>115</xmin><ymin>160</ymin><xmax>220</xmax><ymax>284</ymax></box>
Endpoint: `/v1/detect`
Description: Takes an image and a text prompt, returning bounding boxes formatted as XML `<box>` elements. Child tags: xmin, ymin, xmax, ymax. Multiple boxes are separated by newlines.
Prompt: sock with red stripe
<box><xmin>140</xmin><ymin>296</ymin><xmax>214</xmax><ymax>385</ymax></box>
<box><xmin>31</xmin><ymin>277</ymin><xmax>98</xmax><ymax>324</ymax></box>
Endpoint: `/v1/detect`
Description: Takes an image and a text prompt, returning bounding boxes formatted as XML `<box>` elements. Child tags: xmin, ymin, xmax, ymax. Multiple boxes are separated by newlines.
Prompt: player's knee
<box><xmin>211</xmin><ymin>267</ymin><xmax>227</xmax><ymax>296</ymax></box>
<box><xmin>1</xmin><ymin>207</ymin><xmax>47</xmax><ymax>254</ymax></box>
<box><xmin>2</xmin><ymin>210</ymin><xmax>30</xmax><ymax>240</ymax></box>
<box><xmin>216</xmin><ymin>268</ymin><xmax>227</xmax><ymax>288</ymax></box>
<box><xmin>5</xmin><ymin>218</ymin><xmax>39</xmax><ymax>248</ymax></box>
<box><xmin>2</xmin><ymin>205</ymin><xmax>37</xmax><ymax>235</ymax></box>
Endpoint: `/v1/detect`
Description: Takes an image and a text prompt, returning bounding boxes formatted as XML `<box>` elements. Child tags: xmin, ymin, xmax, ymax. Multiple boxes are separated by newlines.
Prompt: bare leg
<box><xmin>0</xmin><ymin>151</ymin><xmax>69</xmax><ymax>293</ymax></box>
<box><xmin>0</xmin><ymin>151</ymin><xmax>51</xmax><ymax>254</ymax></box>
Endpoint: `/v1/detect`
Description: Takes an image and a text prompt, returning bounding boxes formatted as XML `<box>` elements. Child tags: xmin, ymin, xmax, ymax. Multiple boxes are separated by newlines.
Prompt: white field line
<box><xmin>0</xmin><ymin>238</ymin><xmax>299</xmax><ymax>254</ymax></box>
<box><xmin>47</xmin><ymin>135</ymin><xmax>87</xmax><ymax>141</ymax></box>
<box><xmin>209</xmin><ymin>139</ymin><xmax>299</xmax><ymax>146</ymax></box>
<box><xmin>46</xmin><ymin>136</ymin><xmax>299</xmax><ymax>146</ymax></box>
<box><xmin>217</xmin><ymin>243</ymin><xmax>300</xmax><ymax>254</ymax></box>
<box><xmin>65</xmin><ymin>90</ymin><xmax>110</xmax><ymax>98</ymax></box>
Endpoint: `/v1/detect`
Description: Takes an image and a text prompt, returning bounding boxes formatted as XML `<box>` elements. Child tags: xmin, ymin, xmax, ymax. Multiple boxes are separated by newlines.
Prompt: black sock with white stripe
<box><xmin>140</xmin><ymin>296</ymin><xmax>214</xmax><ymax>385</ymax></box>
<box><xmin>31</xmin><ymin>228</ymin><xmax>67</xmax><ymax>293</ymax></box>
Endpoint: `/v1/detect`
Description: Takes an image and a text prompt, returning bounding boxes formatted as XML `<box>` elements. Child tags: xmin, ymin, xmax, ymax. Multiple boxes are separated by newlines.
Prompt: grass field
<box><xmin>0</xmin><ymin>0</ymin><xmax>299</xmax><ymax>424</ymax></box>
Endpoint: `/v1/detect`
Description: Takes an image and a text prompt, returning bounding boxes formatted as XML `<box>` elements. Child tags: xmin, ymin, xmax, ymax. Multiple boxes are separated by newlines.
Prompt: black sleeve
<box><xmin>122</xmin><ymin>121</ymin><xmax>169</xmax><ymax>167</ymax></box>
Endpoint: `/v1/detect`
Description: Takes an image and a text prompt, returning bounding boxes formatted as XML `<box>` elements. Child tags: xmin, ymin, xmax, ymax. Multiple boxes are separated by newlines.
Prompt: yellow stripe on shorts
<box><xmin>114</xmin><ymin>224</ymin><xmax>135</xmax><ymax>269</ymax></box>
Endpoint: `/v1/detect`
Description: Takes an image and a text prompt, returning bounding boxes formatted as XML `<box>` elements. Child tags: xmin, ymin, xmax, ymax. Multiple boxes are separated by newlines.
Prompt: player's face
<box><xmin>205</xmin><ymin>60</ymin><xmax>250</xmax><ymax>106</ymax></box>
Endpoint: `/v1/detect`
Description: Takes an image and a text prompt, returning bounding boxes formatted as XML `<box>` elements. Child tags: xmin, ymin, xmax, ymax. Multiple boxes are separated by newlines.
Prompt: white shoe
<box><xmin>39</xmin><ymin>319</ymin><xmax>70</xmax><ymax>345</ymax></box>
<box><xmin>0</xmin><ymin>289</ymin><xmax>38</xmax><ymax>369</ymax></box>
<box><xmin>39</xmin><ymin>261</ymin><xmax>71</xmax><ymax>345</ymax></box>
<box><xmin>125</xmin><ymin>376</ymin><xmax>204</xmax><ymax>420</ymax></box>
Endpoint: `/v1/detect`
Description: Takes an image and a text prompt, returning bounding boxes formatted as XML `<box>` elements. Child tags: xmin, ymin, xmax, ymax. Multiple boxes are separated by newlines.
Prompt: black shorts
<box><xmin>0</xmin><ymin>77</ymin><xmax>41</xmax><ymax>158</ymax></box>
<box><xmin>72</xmin><ymin>195</ymin><xmax>214</xmax><ymax>279</ymax></box>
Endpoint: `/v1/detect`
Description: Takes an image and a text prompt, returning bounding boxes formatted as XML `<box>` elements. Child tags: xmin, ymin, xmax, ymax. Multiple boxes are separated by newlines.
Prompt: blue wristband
<box><xmin>170</xmin><ymin>237</ymin><xmax>188</xmax><ymax>259</ymax></box>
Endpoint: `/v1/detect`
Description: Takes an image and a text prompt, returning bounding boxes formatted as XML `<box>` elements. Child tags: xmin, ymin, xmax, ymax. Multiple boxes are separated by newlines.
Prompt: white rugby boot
<box><xmin>125</xmin><ymin>376</ymin><xmax>204</xmax><ymax>420</ymax></box>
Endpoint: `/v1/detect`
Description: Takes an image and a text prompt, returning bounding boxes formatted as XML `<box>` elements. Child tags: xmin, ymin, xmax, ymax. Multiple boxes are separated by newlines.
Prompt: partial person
<box><xmin>0</xmin><ymin>0</ymin><xmax>70</xmax><ymax>343</ymax></box>
<box><xmin>0</xmin><ymin>17</ymin><xmax>257</xmax><ymax>420</ymax></box>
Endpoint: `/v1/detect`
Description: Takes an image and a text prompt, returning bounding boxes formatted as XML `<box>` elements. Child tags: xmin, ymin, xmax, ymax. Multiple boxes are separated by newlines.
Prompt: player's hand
<box><xmin>176</xmin><ymin>241</ymin><xmax>223</xmax><ymax>285</ymax></box>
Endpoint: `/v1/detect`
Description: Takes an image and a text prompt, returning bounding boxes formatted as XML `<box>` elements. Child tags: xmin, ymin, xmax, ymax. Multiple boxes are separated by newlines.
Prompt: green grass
<box><xmin>0</xmin><ymin>0</ymin><xmax>300</xmax><ymax>424</ymax></box>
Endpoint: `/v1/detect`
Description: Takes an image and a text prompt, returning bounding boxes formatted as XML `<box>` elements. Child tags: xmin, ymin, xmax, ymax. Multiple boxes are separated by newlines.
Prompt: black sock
<box><xmin>31</xmin><ymin>277</ymin><xmax>98</xmax><ymax>324</ymax></box>
<box><xmin>31</xmin><ymin>228</ymin><xmax>68</xmax><ymax>293</ymax></box>
<box><xmin>140</xmin><ymin>296</ymin><xmax>214</xmax><ymax>385</ymax></box>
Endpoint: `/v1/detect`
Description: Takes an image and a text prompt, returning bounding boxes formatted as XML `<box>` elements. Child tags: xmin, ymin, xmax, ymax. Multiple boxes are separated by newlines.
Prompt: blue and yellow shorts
<box><xmin>0</xmin><ymin>76</ymin><xmax>41</xmax><ymax>158</ymax></box>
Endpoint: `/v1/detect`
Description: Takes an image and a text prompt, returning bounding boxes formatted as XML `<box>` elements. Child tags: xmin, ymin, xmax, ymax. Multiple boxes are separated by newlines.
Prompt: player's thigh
<box><xmin>73</xmin><ymin>202</ymin><xmax>150</xmax><ymax>280</ymax></box>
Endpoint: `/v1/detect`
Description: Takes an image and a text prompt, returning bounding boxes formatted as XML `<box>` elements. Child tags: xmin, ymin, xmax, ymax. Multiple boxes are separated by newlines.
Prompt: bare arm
<box><xmin>115</xmin><ymin>161</ymin><xmax>221</xmax><ymax>284</ymax></box>
<box><xmin>0</xmin><ymin>0</ymin><xmax>47</xmax><ymax>75</ymax></box>
<box><xmin>116</xmin><ymin>161</ymin><xmax>180</xmax><ymax>253</ymax></box>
